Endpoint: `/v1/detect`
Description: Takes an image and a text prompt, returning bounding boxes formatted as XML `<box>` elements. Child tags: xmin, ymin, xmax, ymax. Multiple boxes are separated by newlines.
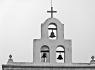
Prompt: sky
<box><xmin>0</xmin><ymin>0</ymin><xmax>95</xmax><ymax>70</ymax></box>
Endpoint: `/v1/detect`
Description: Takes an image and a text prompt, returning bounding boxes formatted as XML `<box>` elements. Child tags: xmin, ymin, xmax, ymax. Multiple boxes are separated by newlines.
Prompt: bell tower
<box><xmin>33</xmin><ymin>1</ymin><xmax>72</xmax><ymax>64</ymax></box>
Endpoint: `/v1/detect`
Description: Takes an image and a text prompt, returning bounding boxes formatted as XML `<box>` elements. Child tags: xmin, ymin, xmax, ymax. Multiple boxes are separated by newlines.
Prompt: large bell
<box><xmin>50</xmin><ymin>31</ymin><xmax>55</xmax><ymax>38</ymax></box>
<box><xmin>57</xmin><ymin>54</ymin><xmax>63</xmax><ymax>60</ymax></box>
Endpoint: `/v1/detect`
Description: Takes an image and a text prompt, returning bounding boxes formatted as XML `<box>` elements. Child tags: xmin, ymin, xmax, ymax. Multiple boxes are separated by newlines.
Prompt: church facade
<box><xmin>2</xmin><ymin>4</ymin><xmax>95</xmax><ymax>70</ymax></box>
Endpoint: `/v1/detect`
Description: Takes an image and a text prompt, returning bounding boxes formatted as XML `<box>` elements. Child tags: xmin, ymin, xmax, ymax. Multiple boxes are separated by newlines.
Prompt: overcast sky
<box><xmin>1</xmin><ymin>0</ymin><xmax>95</xmax><ymax>70</ymax></box>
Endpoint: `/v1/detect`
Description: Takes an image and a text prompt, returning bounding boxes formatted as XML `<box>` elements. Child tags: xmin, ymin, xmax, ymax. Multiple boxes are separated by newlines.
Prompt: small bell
<box><xmin>50</xmin><ymin>31</ymin><xmax>55</xmax><ymax>38</ymax></box>
<box><xmin>57</xmin><ymin>54</ymin><xmax>63</xmax><ymax>60</ymax></box>
<box><xmin>42</xmin><ymin>53</ymin><xmax>47</xmax><ymax>58</ymax></box>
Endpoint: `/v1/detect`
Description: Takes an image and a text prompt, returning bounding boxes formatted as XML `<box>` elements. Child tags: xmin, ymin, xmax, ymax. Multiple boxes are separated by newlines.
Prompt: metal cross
<box><xmin>47</xmin><ymin>7</ymin><xmax>57</xmax><ymax>18</ymax></box>
<box><xmin>47</xmin><ymin>0</ymin><xmax>57</xmax><ymax>18</ymax></box>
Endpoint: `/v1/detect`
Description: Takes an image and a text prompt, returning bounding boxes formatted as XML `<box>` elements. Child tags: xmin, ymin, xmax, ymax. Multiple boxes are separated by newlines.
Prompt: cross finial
<box><xmin>47</xmin><ymin>0</ymin><xmax>57</xmax><ymax>18</ymax></box>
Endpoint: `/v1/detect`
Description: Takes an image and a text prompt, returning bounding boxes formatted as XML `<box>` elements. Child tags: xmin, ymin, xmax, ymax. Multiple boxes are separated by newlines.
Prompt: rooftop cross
<box><xmin>47</xmin><ymin>0</ymin><xmax>57</xmax><ymax>18</ymax></box>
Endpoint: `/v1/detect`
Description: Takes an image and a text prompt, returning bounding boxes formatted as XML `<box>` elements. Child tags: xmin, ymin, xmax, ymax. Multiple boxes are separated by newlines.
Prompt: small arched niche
<box><xmin>40</xmin><ymin>45</ymin><xmax>50</xmax><ymax>62</ymax></box>
<box><xmin>48</xmin><ymin>23</ymin><xmax>57</xmax><ymax>40</ymax></box>
<box><xmin>56</xmin><ymin>45</ymin><xmax>65</xmax><ymax>63</ymax></box>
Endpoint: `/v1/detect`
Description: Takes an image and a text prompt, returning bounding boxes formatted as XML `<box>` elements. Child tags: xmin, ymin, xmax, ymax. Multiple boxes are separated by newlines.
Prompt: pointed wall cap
<box><xmin>90</xmin><ymin>55</ymin><xmax>95</xmax><ymax>64</ymax></box>
<box><xmin>7</xmin><ymin>54</ymin><xmax>13</xmax><ymax>63</ymax></box>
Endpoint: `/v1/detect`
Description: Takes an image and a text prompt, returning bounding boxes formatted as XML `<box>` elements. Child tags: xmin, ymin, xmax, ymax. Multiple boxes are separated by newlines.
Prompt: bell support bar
<box><xmin>56</xmin><ymin>51</ymin><xmax>65</xmax><ymax>52</ymax></box>
<box><xmin>48</xmin><ymin>28</ymin><xmax>57</xmax><ymax>30</ymax></box>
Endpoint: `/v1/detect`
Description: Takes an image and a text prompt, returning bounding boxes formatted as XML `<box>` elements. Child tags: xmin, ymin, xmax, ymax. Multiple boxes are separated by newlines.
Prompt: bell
<box><xmin>57</xmin><ymin>54</ymin><xmax>63</xmax><ymax>60</ymax></box>
<box><xmin>50</xmin><ymin>31</ymin><xmax>55</xmax><ymax>38</ymax></box>
<box><xmin>42</xmin><ymin>53</ymin><xmax>47</xmax><ymax>58</ymax></box>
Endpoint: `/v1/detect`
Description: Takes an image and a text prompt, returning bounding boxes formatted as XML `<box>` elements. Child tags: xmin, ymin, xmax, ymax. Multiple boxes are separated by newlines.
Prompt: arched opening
<box><xmin>56</xmin><ymin>45</ymin><xmax>65</xmax><ymax>63</ymax></box>
<box><xmin>48</xmin><ymin>23</ymin><xmax>57</xmax><ymax>40</ymax></box>
<box><xmin>40</xmin><ymin>45</ymin><xmax>50</xmax><ymax>62</ymax></box>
